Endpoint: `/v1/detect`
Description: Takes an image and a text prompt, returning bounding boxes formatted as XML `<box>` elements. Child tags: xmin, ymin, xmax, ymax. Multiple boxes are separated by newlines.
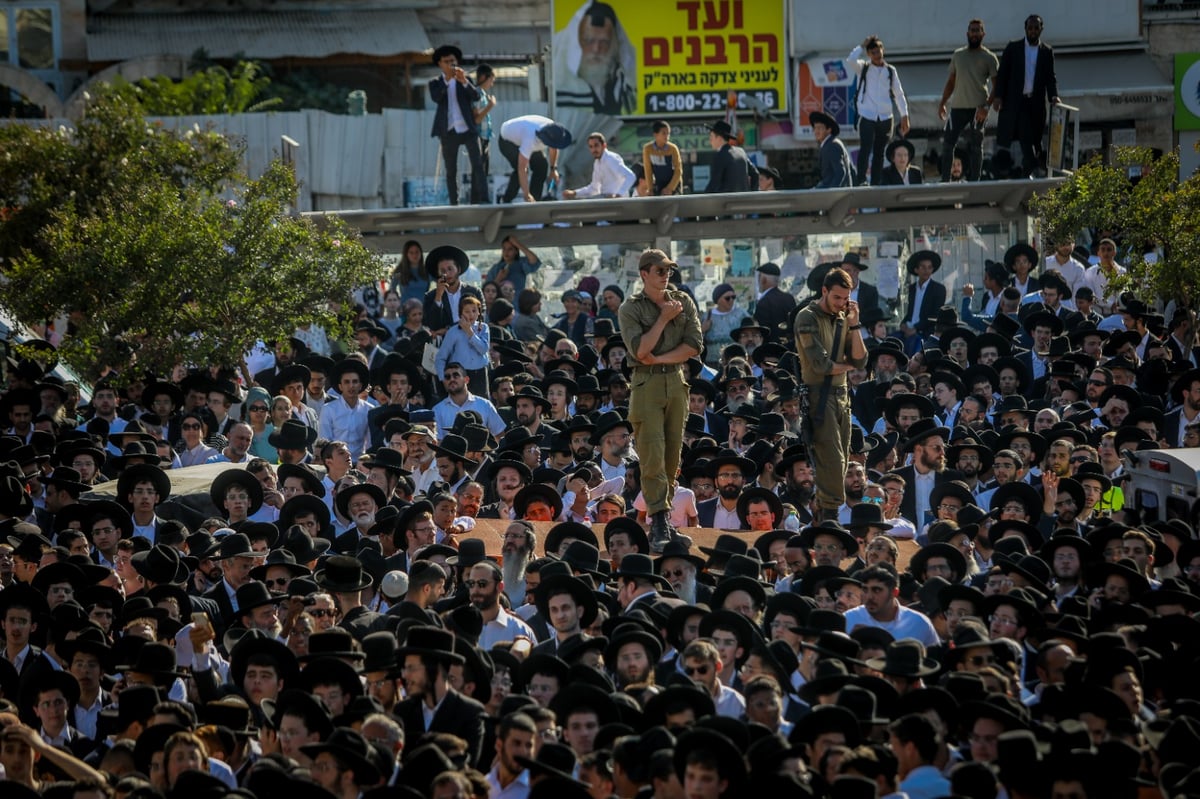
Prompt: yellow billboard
<box><xmin>551</xmin><ymin>0</ymin><xmax>787</xmax><ymax>118</ymax></box>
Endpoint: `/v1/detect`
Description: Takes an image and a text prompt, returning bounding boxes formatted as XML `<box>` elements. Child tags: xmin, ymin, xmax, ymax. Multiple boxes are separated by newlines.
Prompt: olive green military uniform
<box><xmin>794</xmin><ymin>299</ymin><xmax>868</xmax><ymax>513</ymax></box>
<box><xmin>618</xmin><ymin>288</ymin><xmax>704</xmax><ymax>516</ymax></box>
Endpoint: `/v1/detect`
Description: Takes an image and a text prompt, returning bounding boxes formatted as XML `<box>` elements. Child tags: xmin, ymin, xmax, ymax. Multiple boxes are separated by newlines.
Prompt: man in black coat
<box><xmin>990</xmin><ymin>15</ymin><xmax>1059</xmax><ymax>175</ymax></box>
<box><xmin>705</xmin><ymin>120</ymin><xmax>755</xmax><ymax>193</ymax></box>
<box><xmin>394</xmin><ymin>626</ymin><xmax>487</xmax><ymax>767</ymax></box>
<box><xmin>422</xmin><ymin>245</ymin><xmax>484</xmax><ymax>338</ymax></box>
<box><xmin>428</xmin><ymin>44</ymin><xmax>485</xmax><ymax>205</ymax></box>
<box><xmin>752</xmin><ymin>262</ymin><xmax>796</xmax><ymax>345</ymax></box>
<box><xmin>839</xmin><ymin>252</ymin><xmax>881</xmax><ymax>314</ymax></box>
<box><xmin>887</xmin><ymin>418</ymin><xmax>964</xmax><ymax>530</ymax></box>
<box><xmin>899</xmin><ymin>250</ymin><xmax>948</xmax><ymax>354</ymax></box>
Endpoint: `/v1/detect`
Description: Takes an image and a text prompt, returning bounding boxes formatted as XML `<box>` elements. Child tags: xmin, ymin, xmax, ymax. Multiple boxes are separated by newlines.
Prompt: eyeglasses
<box><xmin>309</xmin><ymin>609</ymin><xmax>338</xmax><ymax>618</ymax></box>
<box><xmin>968</xmin><ymin>654</ymin><xmax>996</xmax><ymax>667</ymax></box>
<box><xmin>1088</xmin><ymin>379</ymin><xmax>1109</xmax><ymax>386</ymax></box>
<box><xmin>182</xmin><ymin>423</ymin><xmax>202</xmax><ymax>430</ymax></box>
<box><xmin>863</xmin><ymin>497</ymin><xmax>884</xmax><ymax>505</ymax></box>
<box><xmin>664</xmin><ymin>568</ymin><xmax>691</xmax><ymax>579</ymax></box>
<box><xmin>265</xmin><ymin>578</ymin><xmax>290</xmax><ymax>588</ymax></box>
<box><xmin>248</xmin><ymin>405</ymin><xmax>269</xmax><ymax>412</ymax></box>
<box><xmin>936</xmin><ymin>504</ymin><xmax>962</xmax><ymax>512</ymax></box>
<box><xmin>464</xmin><ymin>579</ymin><xmax>493</xmax><ymax>589</ymax></box>
<box><xmin>721</xmin><ymin>294</ymin><xmax>735</xmax><ymax>301</ymax></box>
<box><xmin>649</xmin><ymin>266</ymin><xmax>672</xmax><ymax>277</ymax></box>
<box><xmin>1000</xmin><ymin>504</ymin><xmax>1026</xmax><ymax>514</ymax></box>
<box><xmin>683</xmin><ymin>664</ymin><xmax>711</xmax><ymax>676</ymax></box>
<box><xmin>1070</xmin><ymin>456</ymin><xmax>1091</xmax><ymax>464</ymax></box>
<box><xmin>989</xmin><ymin>614</ymin><xmax>1019</xmax><ymax>627</ymax></box>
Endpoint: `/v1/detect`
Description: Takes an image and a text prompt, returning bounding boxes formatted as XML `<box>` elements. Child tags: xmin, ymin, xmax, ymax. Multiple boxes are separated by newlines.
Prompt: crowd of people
<box><xmin>0</xmin><ymin>221</ymin><xmax>1198</xmax><ymax>799</ymax></box>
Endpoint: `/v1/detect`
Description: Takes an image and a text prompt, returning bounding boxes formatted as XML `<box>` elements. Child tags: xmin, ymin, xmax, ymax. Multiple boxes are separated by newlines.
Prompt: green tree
<box><xmin>0</xmin><ymin>89</ymin><xmax>383</xmax><ymax>381</ymax></box>
<box><xmin>109</xmin><ymin>60</ymin><xmax>283</xmax><ymax>116</ymax></box>
<box><xmin>1029</xmin><ymin>145</ymin><xmax>1200</xmax><ymax>305</ymax></box>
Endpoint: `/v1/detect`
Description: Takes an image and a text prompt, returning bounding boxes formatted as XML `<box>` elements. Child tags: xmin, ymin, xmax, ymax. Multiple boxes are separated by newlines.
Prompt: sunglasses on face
<box><xmin>683</xmin><ymin>664</ymin><xmax>711</xmax><ymax>676</ymax></box>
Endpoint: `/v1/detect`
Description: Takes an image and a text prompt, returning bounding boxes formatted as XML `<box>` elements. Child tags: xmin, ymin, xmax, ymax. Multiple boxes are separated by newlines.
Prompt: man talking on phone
<box><xmin>793</xmin><ymin>267</ymin><xmax>868</xmax><ymax>522</ymax></box>
<box><xmin>429</xmin><ymin>44</ymin><xmax>486</xmax><ymax>205</ymax></box>
<box><xmin>423</xmin><ymin>245</ymin><xmax>482</xmax><ymax>339</ymax></box>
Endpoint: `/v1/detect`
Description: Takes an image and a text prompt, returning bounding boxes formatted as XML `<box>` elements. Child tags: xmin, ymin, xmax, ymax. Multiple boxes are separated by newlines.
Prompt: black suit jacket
<box><xmin>428</xmin><ymin>75</ymin><xmax>481</xmax><ymax>138</ymax></box>
<box><xmin>754</xmin><ymin>288</ymin><xmax>797</xmax><ymax>345</ymax></box>
<box><xmin>704</xmin><ymin>410</ymin><xmax>729</xmax><ymax>443</ymax></box>
<box><xmin>855</xmin><ymin>281</ymin><xmax>881</xmax><ymax>314</ymax></box>
<box><xmin>881</xmin><ymin>165</ymin><xmax>923</xmax><ymax>186</ymax></box>
<box><xmin>202</xmin><ymin>581</ymin><xmax>238</xmax><ymax>632</ymax></box>
<box><xmin>888</xmin><ymin>464</ymin><xmax>965</xmax><ymax>529</ymax></box>
<box><xmin>904</xmin><ymin>279</ymin><xmax>947</xmax><ymax>335</ymax></box>
<box><xmin>396</xmin><ymin>688</ymin><xmax>486</xmax><ymax>767</ymax></box>
<box><xmin>994</xmin><ymin>38</ymin><xmax>1058</xmax><ymax>143</ymax></box>
<box><xmin>706</xmin><ymin>143</ymin><xmax>753</xmax><ymax>193</ymax></box>
<box><xmin>1165</xmin><ymin>336</ymin><xmax>1200</xmax><ymax>369</ymax></box>
<box><xmin>332</xmin><ymin>527</ymin><xmax>364</xmax><ymax>555</ymax></box>
<box><xmin>423</xmin><ymin>285</ymin><xmax>484</xmax><ymax>335</ymax></box>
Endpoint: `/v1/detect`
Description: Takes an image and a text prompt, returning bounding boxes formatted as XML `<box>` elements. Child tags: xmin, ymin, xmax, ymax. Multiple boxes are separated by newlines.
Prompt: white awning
<box><xmin>87</xmin><ymin>10</ymin><xmax>433</xmax><ymax>63</ymax></box>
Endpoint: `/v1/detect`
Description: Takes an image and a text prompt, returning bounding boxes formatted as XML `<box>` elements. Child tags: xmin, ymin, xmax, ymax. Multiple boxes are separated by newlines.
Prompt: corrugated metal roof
<box><xmin>87</xmin><ymin>10</ymin><xmax>432</xmax><ymax>62</ymax></box>
<box><xmin>434</xmin><ymin>27</ymin><xmax>550</xmax><ymax>60</ymax></box>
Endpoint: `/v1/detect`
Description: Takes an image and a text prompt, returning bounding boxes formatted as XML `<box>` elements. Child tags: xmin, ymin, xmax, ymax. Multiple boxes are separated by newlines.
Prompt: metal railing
<box><xmin>305</xmin><ymin>178</ymin><xmax>1063</xmax><ymax>252</ymax></box>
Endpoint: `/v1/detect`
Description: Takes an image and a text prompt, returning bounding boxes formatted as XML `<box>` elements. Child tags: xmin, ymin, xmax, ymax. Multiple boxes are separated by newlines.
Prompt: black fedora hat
<box><xmin>536</xmin><ymin>574</ymin><xmax>599</xmax><ymax>628</ymax></box>
<box><xmin>235</xmin><ymin>580</ymin><xmax>281</xmax><ymax>613</ymax></box>
<box><xmin>299</xmin><ymin>728</ymin><xmax>381</xmax><ymax>784</ymax></box>
<box><xmin>513</xmin><ymin>483</ymin><xmax>563</xmax><ymax>520</ymax></box>
<box><xmin>899</xmin><ymin>418</ymin><xmax>951</xmax><ymax>453</ymax></box>
<box><xmin>276</xmin><ymin>463</ymin><xmax>326</xmax><ymax>497</ymax></box>
<box><xmin>334</xmin><ymin>482</ymin><xmax>386</xmax><ymax>521</ymax></box>
<box><xmin>116</xmin><ymin>463</ymin><xmax>172</xmax><ymax>506</ymax></box>
<box><xmin>280</xmin><ymin>523</ymin><xmax>331</xmax><ymax>564</ymax></box>
<box><xmin>809</xmin><ymin>110</ymin><xmax>840</xmax><ymax>137</ymax></box>
<box><xmin>267</xmin><ymin>419</ymin><xmax>318</xmax><ymax>451</ymax></box>
<box><xmin>41</xmin><ymin>466</ymin><xmax>90</xmax><ymax>496</ymax></box>
<box><xmin>906</xmin><ymin>250</ymin><xmax>942</xmax><ymax>275</ymax></box>
<box><xmin>315</xmin><ymin>554</ymin><xmax>373</xmax><ymax>592</ymax></box>
<box><xmin>279</xmin><ymin>495</ymin><xmax>333</xmax><ymax>539</ymax></box>
<box><xmin>430</xmin><ymin>434</ymin><xmax>480</xmax><ymax>468</ymax></box>
<box><xmin>209</xmin><ymin>468</ymin><xmax>264</xmax><ymax>516</ymax></box>
<box><xmin>131</xmin><ymin>543</ymin><xmax>189</xmax><ymax>585</ymax></box>
<box><xmin>115</xmin><ymin>640</ymin><xmax>188</xmax><ymax>680</ymax></box>
<box><xmin>397</xmin><ymin>625</ymin><xmax>464</xmax><ymax>665</ymax></box>
<box><xmin>611</xmin><ymin>553</ymin><xmax>671</xmax><ymax>589</ymax></box>
<box><xmin>886</xmin><ymin>138</ymin><xmax>915</xmax><ymax>163</ymax></box>
<box><xmin>797</xmin><ymin>520</ymin><xmax>859</xmax><ymax>556</ymax></box>
<box><xmin>329</xmin><ymin>357</ymin><xmax>370</xmax><ymax>389</ymax></box>
<box><xmin>425</xmin><ymin>244</ymin><xmax>469</xmax><ymax>276</ymax></box>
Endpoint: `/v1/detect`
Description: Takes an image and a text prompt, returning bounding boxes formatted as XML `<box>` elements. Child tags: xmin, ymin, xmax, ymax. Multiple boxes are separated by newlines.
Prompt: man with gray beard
<box><xmin>720</xmin><ymin>367</ymin><xmax>755</xmax><ymax>414</ymax></box>
<box><xmin>332</xmin><ymin>483</ymin><xmax>386</xmax><ymax>554</ymax></box>
<box><xmin>237</xmin><ymin>582</ymin><xmax>284</xmax><ymax>640</ymax></box>
<box><xmin>501</xmin><ymin>521</ymin><xmax>536</xmax><ymax>608</ymax></box>
<box><xmin>656</xmin><ymin>541</ymin><xmax>712</xmax><ymax>606</ymax></box>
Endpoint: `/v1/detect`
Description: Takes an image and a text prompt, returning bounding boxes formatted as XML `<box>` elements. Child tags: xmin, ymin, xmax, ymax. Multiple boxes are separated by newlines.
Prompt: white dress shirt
<box><xmin>573</xmin><ymin>149</ymin><xmax>637</xmax><ymax>198</ymax></box>
<box><xmin>1023</xmin><ymin>41</ymin><xmax>1039</xmax><ymax>95</ymax></box>
<box><xmin>319</xmin><ymin>395</ymin><xmax>372</xmax><ymax>461</ymax></box>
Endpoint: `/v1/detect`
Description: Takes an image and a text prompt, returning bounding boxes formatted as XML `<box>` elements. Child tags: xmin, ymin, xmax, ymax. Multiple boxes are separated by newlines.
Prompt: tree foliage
<box><xmin>109</xmin><ymin>60</ymin><xmax>283</xmax><ymax>116</ymax></box>
<box><xmin>1029</xmin><ymin>145</ymin><xmax>1200</xmax><ymax>305</ymax></box>
<box><xmin>0</xmin><ymin>89</ymin><xmax>384</xmax><ymax>381</ymax></box>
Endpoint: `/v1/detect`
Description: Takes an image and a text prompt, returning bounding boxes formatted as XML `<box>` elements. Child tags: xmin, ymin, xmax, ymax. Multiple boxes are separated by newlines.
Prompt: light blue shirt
<box><xmin>843</xmin><ymin>604</ymin><xmax>940</xmax><ymax>648</ymax></box>
<box><xmin>319</xmin><ymin>395</ymin><xmax>372</xmax><ymax>461</ymax></box>
<box><xmin>900</xmin><ymin>764</ymin><xmax>952</xmax><ymax>799</ymax></box>
<box><xmin>436</xmin><ymin>322</ymin><xmax>491</xmax><ymax>379</ymax></box>
<box><xmin>433</xmin><ymin>393</ymin><xmax>506</xmax><ymax>437</ymax></box>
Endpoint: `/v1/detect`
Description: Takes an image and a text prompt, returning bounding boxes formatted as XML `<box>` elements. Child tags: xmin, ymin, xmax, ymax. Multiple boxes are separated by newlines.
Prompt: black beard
<box><xmin>719</xmin><ymin>484</ymin><xmax>742</xmax><ymax>500</ymax></box>
<box><xmin>846</xmin><ymin>486</ymin><xmax>865</xmax><ymax>501</ymax></box>
<box><xmin>968</xmin><ymin>37</ymin><xmax>983</xmax><ymax>49</ymax></box>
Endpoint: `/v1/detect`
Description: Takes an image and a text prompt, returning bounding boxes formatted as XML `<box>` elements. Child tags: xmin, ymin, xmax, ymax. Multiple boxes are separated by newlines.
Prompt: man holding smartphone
<box><xmin>428</xmin><ymin>44</ymin><xmax>486</xmax><ymax>205</ymax></box>
<box><xmin>793</xmin><ymin>267</ymin><xmax>868</xmax><ymax>522</ymax></box>
<box><xmin>423</xmin><ymin>245</ymin><xmax>482</xmax><ymax>339</ymax></box>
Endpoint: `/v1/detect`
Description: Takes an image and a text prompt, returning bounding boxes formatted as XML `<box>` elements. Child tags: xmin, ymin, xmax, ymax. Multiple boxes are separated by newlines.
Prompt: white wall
<box><xmin>790</xmin><ymin>0</ymin><xmax>1142</xmax><ymax>55</ymax></box>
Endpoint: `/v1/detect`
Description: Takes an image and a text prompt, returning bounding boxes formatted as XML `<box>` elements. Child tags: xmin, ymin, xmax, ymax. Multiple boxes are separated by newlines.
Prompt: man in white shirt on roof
<box><xmin>563</xmin><ymin>132</ymin><xmax>636</xmax><ymax>199</ymax></box>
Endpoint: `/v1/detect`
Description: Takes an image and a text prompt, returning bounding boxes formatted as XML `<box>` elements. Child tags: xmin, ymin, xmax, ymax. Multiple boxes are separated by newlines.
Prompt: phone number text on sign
<box><xmin>645</xmin><ymin>90</ymin><xmax>779</xmax><ymax>114</ymax></box>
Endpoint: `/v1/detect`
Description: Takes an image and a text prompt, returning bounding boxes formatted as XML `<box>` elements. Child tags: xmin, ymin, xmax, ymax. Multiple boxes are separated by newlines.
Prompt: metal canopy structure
<box><xmin>305</xmin><ymin>179</ymin><xmax>1062</xmax><ymax>253</ymax></box>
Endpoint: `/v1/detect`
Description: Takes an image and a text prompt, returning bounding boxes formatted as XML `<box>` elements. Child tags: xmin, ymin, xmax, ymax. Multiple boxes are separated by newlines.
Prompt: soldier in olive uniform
<box><xmin>618</xmin><ymin>249</ymin><xmax>704</xmax><ymax>551</ymax></box>
<box><xmin>793</xmin><ymin>267</ymin><xmax>868</xmax><ymax>521</ymax></box>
